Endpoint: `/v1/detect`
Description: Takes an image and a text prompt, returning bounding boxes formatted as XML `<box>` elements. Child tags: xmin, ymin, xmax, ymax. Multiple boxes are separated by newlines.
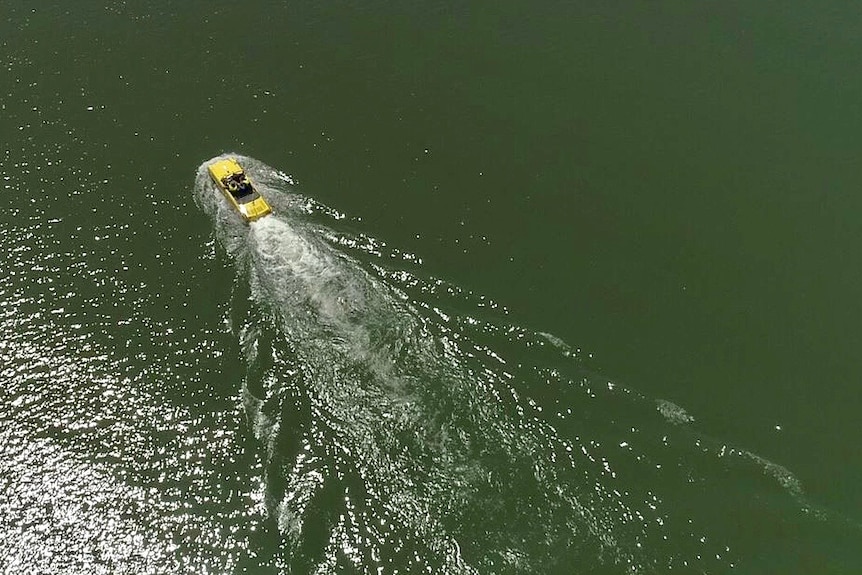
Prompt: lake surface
<box><xmin>2</xmin><ymin>2</ymin><xmax>860</xmax><ymax>573</ymax></box>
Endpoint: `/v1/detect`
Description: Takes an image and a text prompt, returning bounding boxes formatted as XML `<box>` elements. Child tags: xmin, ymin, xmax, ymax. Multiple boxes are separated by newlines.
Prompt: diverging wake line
<box><xmin>195</xmin><ymin>154</ymin><xmax>821</xmax><ymax>575</ymax></box>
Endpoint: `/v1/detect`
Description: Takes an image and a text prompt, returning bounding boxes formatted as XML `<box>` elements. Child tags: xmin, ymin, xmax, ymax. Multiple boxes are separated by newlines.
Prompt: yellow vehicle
<box><xmin>208</xmin><ymin>158</ymin><xmax>272</xmax><ymax>222</ymax></box>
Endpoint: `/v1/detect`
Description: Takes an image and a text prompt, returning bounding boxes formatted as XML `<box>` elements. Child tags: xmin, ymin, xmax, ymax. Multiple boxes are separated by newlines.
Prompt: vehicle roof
<box><xmin>208</xmin><ymin>158</ymin><xmax>244</xmax><ymax>181</ymax></box>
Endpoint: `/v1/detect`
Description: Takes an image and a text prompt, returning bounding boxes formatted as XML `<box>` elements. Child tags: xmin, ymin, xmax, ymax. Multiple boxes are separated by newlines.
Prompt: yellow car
<box><xmin>208</xmin><ymin>158</ymin><xmax>272</xmax><ymax>222</ymax></box>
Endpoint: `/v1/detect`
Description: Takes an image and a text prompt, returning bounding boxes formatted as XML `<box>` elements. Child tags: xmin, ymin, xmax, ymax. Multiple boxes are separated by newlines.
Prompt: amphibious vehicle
<box><xmin>208</xmin><ymin>158</ymin><xmax>272</xmax><ymax>222</ymax></box>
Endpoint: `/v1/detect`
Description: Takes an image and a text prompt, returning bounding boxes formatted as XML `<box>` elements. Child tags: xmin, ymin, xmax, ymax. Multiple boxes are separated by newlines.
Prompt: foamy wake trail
<box><xmin>241</xmin><ymin>206</ymin><xmax>482</xmax><ymax>573</ymax></box>
<box><xmin>239</xmin><ymin>214</ymin><xmax>610</xmax><ymax>574</ymax></box>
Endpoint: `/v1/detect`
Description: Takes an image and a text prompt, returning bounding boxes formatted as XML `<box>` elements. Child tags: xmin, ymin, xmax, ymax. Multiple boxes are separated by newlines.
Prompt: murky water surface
<box><xmin>2</xmin><ymin>2</ymin><xmax>861</xmax><ymax>573</ymax></box>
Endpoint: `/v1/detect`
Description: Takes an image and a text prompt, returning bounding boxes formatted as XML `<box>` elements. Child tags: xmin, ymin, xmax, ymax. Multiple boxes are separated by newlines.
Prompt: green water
<box><xmin>2</xmin><ymin>2</ymin><xmax>861</xmax><ymax>573</ymax></box>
